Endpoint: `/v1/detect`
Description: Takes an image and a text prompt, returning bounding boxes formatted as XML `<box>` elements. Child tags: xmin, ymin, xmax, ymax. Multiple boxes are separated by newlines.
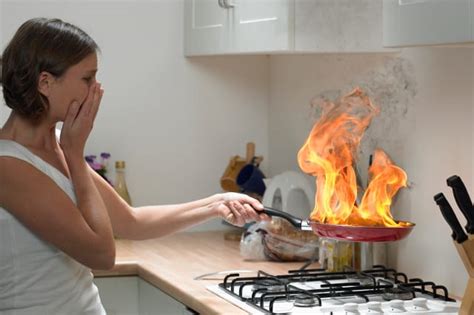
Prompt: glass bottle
<box><xmin>114</xmin><ymin>160</ymin><xmax>132</xmax><ymax>206</ymax></box>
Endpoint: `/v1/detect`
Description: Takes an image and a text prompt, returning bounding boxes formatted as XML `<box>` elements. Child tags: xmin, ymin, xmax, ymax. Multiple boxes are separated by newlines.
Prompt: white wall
<box><xmin>392</xmin><ymin>47</ymin><xmax>473</xmax><ymax>298</ymax></box>
<box><xmin>2</xmin><ymin>0</ymin><xmax>474</xmax><ymax>298</ymax></box>
<box><xmin>0</xmin><ymin>0</ymin><xmax>270</xmax><ymax>231</ymax></box>
<box><xmin>268</xmin><ymin>48</ymin><xmax>474</xmax><ymax>297</ymax></box>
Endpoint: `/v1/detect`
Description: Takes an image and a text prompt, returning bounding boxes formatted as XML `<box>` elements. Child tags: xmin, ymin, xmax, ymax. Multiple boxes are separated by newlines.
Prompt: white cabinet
<box><xmin>94</xmin><ymin>277</ymin><xmax>193</xmax><ymax>315</ymax></box>
<box><xmin>183</xmin><ymin>0</ymin><xmax>231</xmax><ymax>55</ymax></box>
<box><xmin>184</xmin><ymin>0</ymin><xmax>292</xmax><ymax>55</ymax></box>
<box><xmin>139</xmin><ymin>279</ymin><xmax>192</xmax><ymax>315</ymax></box>
<box><xmin>184</xmin><ymin>0</ymin><xmax>391</xmax><ymax>56</ymax></box>
<box><xmin>234</xmin><ymin>0</ymin><xmax>293</xmax><ymax>53</ymax></box>
<box><xmin>93</xmin><ymin>277</ymin><xmax>139</xmax><ymax>315</ymax></box>
<box><xmin>383</xmin><ymin>0</ymin><xmax>472</xmax><ymax>47</ymax></box>
<box><xmin>295</xmin><ymin>0</ymin><xmax>387</xmax><ymax>52</ymax></box>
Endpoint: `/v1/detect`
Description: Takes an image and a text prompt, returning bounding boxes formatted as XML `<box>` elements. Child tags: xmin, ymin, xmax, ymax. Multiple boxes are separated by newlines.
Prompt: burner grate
<box><xmin>218</xmin><ymin>265</ymin><xmax>456</xmax><ymax>314</ymax></box>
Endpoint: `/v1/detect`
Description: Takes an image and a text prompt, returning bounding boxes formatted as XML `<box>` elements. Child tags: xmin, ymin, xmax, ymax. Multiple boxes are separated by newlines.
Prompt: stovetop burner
<box><xmin>209</xmin><ymin>265</ymin><xmax>460</xmax><ymax>314</ymax></box>
<box><xmin>293</xmin><ymin>293</ymin><xmax>318</xmax><ymax>307</ymax></box>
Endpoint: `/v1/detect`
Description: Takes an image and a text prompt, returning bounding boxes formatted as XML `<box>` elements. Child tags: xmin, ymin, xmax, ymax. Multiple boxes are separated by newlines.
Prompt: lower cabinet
<box><xmin>94</xmin><ymin>276</ymin><xmax>196</xmax><ymax>315</ymax></box>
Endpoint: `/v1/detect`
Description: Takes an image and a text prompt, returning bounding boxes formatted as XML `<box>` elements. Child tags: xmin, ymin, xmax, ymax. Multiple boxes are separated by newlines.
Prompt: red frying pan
<box><xmin>262</xmin><ymin>207</ymin><xmax>415</xmax><ymax>242</ymax></box>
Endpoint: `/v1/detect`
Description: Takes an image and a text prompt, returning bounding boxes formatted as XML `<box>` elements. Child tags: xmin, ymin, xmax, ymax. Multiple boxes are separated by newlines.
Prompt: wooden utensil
<box><xmin>220</xmin><ymin>155</ymin><xmax>247</xmax><ymax>192</ymax></box>
<box><xmin>220</xmin><ymin>142</ymin><xmax>263</xmax><ymax>192</ymax></box>
<box><xmin>454</xmin><ymin>239</ymin><xmax>474</xmax><ymax>315</ymax></box>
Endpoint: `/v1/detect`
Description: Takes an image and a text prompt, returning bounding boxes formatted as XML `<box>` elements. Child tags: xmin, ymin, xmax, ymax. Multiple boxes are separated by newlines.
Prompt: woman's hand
<box><xmin>214</xmin><ymin>192</ymin><xmax>270</xmax><ymax>227</ymax></box>
<box><xmin>60</xmin><ymin>82</ymin><xmax>104</xmax><ymax>158</ymax></box>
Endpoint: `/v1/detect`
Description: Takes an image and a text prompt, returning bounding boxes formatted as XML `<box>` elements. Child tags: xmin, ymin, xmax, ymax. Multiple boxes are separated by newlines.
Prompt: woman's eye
<box><xmin>83</xmin><ymin>77</ymin><xmax>92</xmax><ymax>83</ymax></box>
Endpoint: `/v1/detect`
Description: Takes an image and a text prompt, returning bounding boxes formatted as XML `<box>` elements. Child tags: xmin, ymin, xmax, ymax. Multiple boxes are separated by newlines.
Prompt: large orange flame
<box><xmin>297</xmin><ymin>88</ymin><xmax>407</xmax><ymax>227</ymax></box>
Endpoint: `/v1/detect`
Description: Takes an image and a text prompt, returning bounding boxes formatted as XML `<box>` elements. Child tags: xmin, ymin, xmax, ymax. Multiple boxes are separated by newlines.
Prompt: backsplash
<box><xmin>308</xmin><ymin>57</ymin><xmax>418</xmax><ymax>187</ymax></box>
<box><xmin>268</xmin><ymin>47</ymin><xmax>473</xmax><ymax>297</ymax></box>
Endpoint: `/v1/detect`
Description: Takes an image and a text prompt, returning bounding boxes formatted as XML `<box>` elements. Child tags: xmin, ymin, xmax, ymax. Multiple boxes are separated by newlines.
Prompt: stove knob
<box><xmin>366</xmin><ymin>301</ymin><xmax>383</xmax><ymax>313</ymax></box>
<box><xmin>344</xmin><ymin>302</ymin><xmax>360</xmax><ymax>314</ymax></box>
<box><xmin>389</xmin><ymin>299</ymin><xmax>406</xmax><ymax>313</ymax></box>
<box><xmin>412</xmin><ymin>297</ymin><xmax>429</xmax><ymax>311</ymax></box>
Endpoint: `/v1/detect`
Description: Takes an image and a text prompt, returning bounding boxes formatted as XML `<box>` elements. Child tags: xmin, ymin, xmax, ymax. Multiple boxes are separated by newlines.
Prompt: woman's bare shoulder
<box><xmin>0</xmin><ymin>155</ymin><xmax>60</xmax><ymax>204</ymax></box>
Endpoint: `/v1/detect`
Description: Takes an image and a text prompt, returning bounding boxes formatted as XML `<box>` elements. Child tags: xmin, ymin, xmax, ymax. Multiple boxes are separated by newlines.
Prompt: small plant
<box><xmin>85</xmin><ymin>152</ymin><xmax>113</xmax><ymax>185</ymax></box>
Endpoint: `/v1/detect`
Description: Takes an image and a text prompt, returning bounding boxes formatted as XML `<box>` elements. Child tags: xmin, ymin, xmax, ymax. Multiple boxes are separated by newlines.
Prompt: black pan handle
<box><xmin>434</xmin><ymin>193</ymin><xmax>468</xmax><ymax>243</ymax></box>
<box><xmin>262</xmin><ymin>207</ymin><xmax>303</xmax><ymax>229</ymax></box>
<box><xmin>447</xmin><ymin>175</ymin><xmax>474</xmax><ymax>234</ymax></box>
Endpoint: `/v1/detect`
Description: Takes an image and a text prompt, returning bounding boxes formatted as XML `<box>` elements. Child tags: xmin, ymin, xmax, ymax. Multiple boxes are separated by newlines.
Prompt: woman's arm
<box><xmin>89</xmin><ymin>169</ymin><xmax>268</xmax><ymax>240</ymax></box>
<box><xmin>0</xmin><ymin>156</ymin><xmax>115</xmax><ymax>270</ymax></box>
<box><xmin>57</xmin><ymin>82</ymin><xmax>115</xmax><ymax>268</ymax></box>
<box><xmin>0</xmin><ymin>84</ymin><xmax>115</xmax><ymax>269</ymax></box>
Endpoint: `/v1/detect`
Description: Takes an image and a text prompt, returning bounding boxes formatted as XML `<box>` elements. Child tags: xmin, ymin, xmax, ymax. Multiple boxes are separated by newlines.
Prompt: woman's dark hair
<box><xmin>1</xmin><ymin>18</ymin><xmax>99</xmax><ymax>121</ymax></box>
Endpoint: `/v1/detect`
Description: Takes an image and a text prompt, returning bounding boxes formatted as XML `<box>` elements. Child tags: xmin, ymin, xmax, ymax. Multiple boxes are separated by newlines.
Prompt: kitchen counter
<box><xmin>93</xmin><ymin>231</ymin><xmax>319</xmax><ymax>315</ymax></box>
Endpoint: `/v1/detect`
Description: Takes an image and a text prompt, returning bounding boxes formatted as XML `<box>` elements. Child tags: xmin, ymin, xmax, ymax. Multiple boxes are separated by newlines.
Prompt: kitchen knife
<box><xmin>447</xmin><ymin>175</ymin><xmax>474</xmax><ymax>234</ymax></box>
<box><xmin>434</xmin><ymin>193</ymin><xmax>468</xmax><ymax>243</ymax></box>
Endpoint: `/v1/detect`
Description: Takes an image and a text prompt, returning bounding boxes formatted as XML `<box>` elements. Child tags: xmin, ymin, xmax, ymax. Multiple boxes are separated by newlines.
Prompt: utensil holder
<box><xmin>454</xmin><ymin>237</ymin><xmax>474</xmax><ymax>315</ymax></box>
<box><xmin>220</xmin><ymin>142</ymin><xmax>263</xmax><ymax>192</ymax></box>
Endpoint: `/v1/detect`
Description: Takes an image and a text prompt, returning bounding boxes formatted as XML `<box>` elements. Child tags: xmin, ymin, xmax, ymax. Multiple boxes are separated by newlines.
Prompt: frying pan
<box><xmin>262</xmin><ymin>207</ymin><xmax>415</xmax><ymax>242</ymax></box>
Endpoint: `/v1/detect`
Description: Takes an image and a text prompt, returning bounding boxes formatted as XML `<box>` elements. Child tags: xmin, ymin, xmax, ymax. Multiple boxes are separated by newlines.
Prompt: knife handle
<box><xmin>447</xmin><ymin>175</ymin><xmax>474</xmax><ymax>234</ymax></box>
<box><xmin>434</xmin><ymin>193</ymin><xmax>468</xmax><ymax>243</ymax></box>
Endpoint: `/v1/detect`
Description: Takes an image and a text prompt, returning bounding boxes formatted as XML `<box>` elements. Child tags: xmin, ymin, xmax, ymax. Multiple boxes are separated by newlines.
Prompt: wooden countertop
<box><xmin>93</xmin><ymin>231</ymin><xmax>319</xmax><ymax>315</ymax></box>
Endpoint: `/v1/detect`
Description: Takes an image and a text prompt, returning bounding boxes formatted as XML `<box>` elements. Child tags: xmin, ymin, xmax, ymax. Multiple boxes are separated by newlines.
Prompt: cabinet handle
<box><xmin>217</xmin><ymin>0</ymin><xmax>225</xmax><ymax>8</ymax></box>
<box><xmin>221</xmin><ymin>0</ymin><xmax>235</xmax><ymax>8</ymax></box>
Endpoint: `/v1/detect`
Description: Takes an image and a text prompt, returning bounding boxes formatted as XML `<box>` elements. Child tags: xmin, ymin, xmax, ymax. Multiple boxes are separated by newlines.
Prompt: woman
<box><xmin>0</xmin><ymin>18</ymin><xmax>269</xmax><ymax>314</ymax></box>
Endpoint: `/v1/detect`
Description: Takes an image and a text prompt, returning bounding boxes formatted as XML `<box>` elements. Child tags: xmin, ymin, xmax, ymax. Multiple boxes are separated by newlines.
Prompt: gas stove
<box><xmin>207</xmin><ymin>265</ymin><xmax>460</xmax><ymax>314</ymax></box>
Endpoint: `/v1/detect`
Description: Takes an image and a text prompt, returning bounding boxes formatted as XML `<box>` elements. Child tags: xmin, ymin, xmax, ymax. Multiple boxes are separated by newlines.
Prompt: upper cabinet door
<box><xmin>184</xmin><ymin>0</ymin><xmax>392</xmax><ymax>56</ymax></box>
<box><xmin>184</xmin><ymin>0</ymin><xmax>231</xmax><ymax>55</ymax></box>
<box><xmin>234</xmin><ymin>0</ymin><xmax>293</xmax><ymax>53</ymax></box>
<box><xmin>295</xmin><ymin>0</ymin><xmax>389</xmax><ymax>52</ymax></box>
<box><xmin>383</xmin><ymin>0</ymin><xmax>472</xmax><ymax>47</ymax></box>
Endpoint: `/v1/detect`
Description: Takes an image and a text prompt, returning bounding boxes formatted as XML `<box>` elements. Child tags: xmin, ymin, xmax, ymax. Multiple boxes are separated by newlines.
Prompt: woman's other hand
<box><xmin>214</xmin><ymin>192</ymin><xmax>270</xmax><ymax>227</ymax></box>
<box><xmin>60</xmin><ymin>82</ymin><xmax>104</xmax><ymax>158</ymax></box>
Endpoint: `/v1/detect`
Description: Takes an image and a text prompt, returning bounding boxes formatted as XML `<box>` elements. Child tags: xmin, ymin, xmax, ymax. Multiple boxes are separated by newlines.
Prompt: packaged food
<box><xmin>240</xmin><ymin>218</ymin><xmax>319</xmax><ymax>262</ymax></box>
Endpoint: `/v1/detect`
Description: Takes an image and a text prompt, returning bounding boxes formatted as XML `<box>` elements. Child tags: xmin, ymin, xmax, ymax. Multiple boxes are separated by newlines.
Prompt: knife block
<box><xmin>454</xmin><ymin>238</ymin><xmax>474</xmax><ymax>315</ymax></box>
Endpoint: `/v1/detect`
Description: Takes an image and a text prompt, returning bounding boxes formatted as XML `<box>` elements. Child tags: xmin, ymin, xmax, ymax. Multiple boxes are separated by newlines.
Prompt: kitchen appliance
<box><xmin>434</xmin><ymin>175</ymin><xmax>474</xmax><ymax>315</ymax></box>
<box><xmin>262</xmin><ymin>207</ymin><xmax>415</xmax><ymax>243</ymax></box>
<box><xmin>207</xmin><ymin>265</ymin><xmax>460</xmax><ymax>314</ymax></box>
<box><xmin>262</xmin><ymin>171</ymin><xmax>314</xmax><ymax>218</ymax></box>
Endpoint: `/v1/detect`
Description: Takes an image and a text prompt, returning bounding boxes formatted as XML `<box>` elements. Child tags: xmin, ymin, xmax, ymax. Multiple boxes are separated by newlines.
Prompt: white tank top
<box><xmin>0</xmin><ymin>140</ymin><xmax>106</xmax><ymax>315</ymax></box>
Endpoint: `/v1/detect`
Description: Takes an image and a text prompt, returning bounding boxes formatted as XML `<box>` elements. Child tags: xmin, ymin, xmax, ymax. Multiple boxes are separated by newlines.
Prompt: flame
<box><xmin>297</xmin><ymin>88</ymin><xmax>407</xmax><ymax>227</ymax></box>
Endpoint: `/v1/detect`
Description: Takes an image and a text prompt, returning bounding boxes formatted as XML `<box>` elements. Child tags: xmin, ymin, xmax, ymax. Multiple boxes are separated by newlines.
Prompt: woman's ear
<box><xmin>37</xmin><ymin>71</ymin><xmax>55</xmax><ymax>97</ymax></box>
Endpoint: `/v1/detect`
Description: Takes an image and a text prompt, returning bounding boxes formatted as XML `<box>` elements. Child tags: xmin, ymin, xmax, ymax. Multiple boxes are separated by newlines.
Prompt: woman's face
<box><xmin>47</xmin><ymin>53</ymin><xmax>98</xmax><ymax>121</ymax></box>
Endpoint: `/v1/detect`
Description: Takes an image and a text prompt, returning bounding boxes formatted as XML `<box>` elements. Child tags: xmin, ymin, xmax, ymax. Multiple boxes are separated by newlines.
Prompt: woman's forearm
<box><xmin>66</xmin><ymin>154</ymin><xmax>115</xmax><ymax>249</ymax></box>
<box><xmin>126</xmin><ymin>194</ymin><xmax>222</xmax><ymax>240</ymax></box>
